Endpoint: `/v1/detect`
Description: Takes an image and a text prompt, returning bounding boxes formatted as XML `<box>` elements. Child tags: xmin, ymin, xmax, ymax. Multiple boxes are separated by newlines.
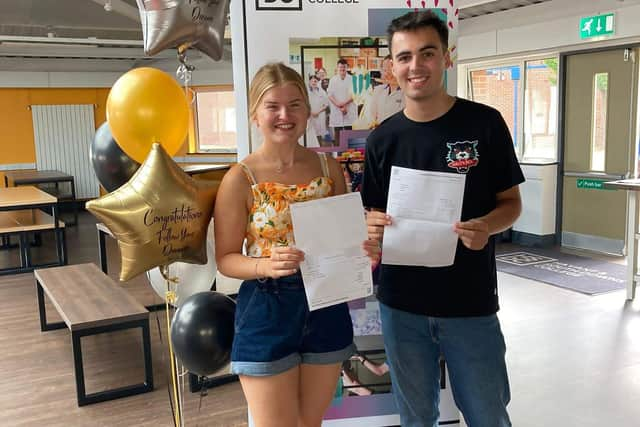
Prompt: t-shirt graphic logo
<box><xmin>446</xmin><ymin>141</ymin><xmax>479</xmax><ymax>173</ymax></box>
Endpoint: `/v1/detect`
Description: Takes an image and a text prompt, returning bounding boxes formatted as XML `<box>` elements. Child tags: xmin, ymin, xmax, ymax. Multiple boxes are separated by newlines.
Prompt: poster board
<box><xmin>230</xmin><ymin>0</ymin><xmax>459</xmax><ymax>158</ymax></box>
<box><xmin>232</xmin><ymin>1</ymin><xmax>460</xmax><ymax>424</ymax></box>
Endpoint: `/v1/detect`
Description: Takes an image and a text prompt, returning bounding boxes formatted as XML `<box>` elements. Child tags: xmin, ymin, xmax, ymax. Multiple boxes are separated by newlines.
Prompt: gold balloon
<box><xmin>86</xmin><ymin>144</ymin><xmax>219</xmax><ymax>281</ymax></box>
<box><xmin>107</xmin><ymin>67</ymin><xmax>190</xmax><ymax>164</ymax></box>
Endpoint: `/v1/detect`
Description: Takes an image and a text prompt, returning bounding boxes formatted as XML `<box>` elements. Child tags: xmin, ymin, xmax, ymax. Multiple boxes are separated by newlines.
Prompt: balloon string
<box><xmin>160</xmin><ymin>264</ymin><xmax>180</xmax><ymax>285</ymax></box>
<box><xmin>154</xmin><ymin>305</ymin><xmax>177</xmax><ymax>427</ymax></box>
<box><xmin>198</xmin><ymin>375</ymin><xmax>209</xmax><ymax>412</ymax></box>
<box><xmin>166</xmin><ymin>293</ymin><xmax>181</xmax><ymax>426</ymax></box>
<box><xmin>176</xmin><ymin>49</ymin><xmax>196</xmax><ymax>106</ymax></box>
<box><xmin>179</xmin><ymin>364</ymin><xmax>186</xmax><ymax>427</ymax></box>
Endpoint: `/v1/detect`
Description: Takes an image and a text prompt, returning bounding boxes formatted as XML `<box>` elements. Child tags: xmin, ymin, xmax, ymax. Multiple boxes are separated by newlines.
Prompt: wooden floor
<box><xmin>0</xmin><ymin>212</ymin><xmax>248</xmax><ymax>426</ymax></box>
<box><xmin>3</xmin><ymin>211</ymin><xmax>640</xmax><ymax>426</ymax></box>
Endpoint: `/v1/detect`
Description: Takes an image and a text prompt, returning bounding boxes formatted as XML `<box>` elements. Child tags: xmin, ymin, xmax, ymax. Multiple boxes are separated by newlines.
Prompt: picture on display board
<box><xmin>341</xmin><ymin>298</ymin><xmax>391</xmax><ymax>397</ymax></box>
<box><xmin>338</xmin><ymin>38</ymin><xmax>360</xmax><ymax>57</ymax></box>
<box><xmin>294</xmin><ymin>38</ymin><xmax>400</xmax><ymax>153</ymax></box>
<box><xmin>368</xmin><ymin>57</ymin><xmax>383</xmax><ymax>71</ymax></box>
<box><xmin>343</xmin><ymin>57</ymin><xmax>356</xmax><ymax>71</ymax></box>
<box><xmin>336</xmin><ymin>129</ymin><xmax>369</xmax><ymax>193</ymax></box>
<box><xmin>340</xmin><ymin>352</ymin><xmax>391</xmax><ymax>397</ymax></box>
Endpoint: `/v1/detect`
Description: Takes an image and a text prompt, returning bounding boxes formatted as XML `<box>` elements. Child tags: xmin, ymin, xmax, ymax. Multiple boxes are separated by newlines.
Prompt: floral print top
<box><xmin>240</xmin><ymin>153</ymin><xmax>332</xmax><ymax>258</ymax></box>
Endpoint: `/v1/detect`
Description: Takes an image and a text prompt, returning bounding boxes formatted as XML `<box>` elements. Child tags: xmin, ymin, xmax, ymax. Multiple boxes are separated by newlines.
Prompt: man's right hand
<box><xmin>365</xmin><ymin>210</ymin><xmax>392</xmax><ymax>243</ymax></box>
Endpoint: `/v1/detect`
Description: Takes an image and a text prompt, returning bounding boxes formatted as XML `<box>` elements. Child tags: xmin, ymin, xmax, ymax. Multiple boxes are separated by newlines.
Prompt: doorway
<box><xmin>561</xmin><ymin>47</ymin><xmax>639</xmax><ymax>255</ymax></box>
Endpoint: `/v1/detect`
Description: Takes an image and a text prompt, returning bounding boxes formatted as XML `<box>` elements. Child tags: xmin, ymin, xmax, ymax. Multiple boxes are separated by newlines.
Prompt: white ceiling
<box><xmin>0</xmin><ymin>0</ymin><xmax>225</xmax><ymax>72</ymax></box>
<box><xmin>0</xmin><ymin>0</ymin><xmax>581</xmax><ymax>72</ymax></box>
<box><xmin>459</xmin><ymin>0</ymin><xmax>552</xmax><ymax>20</ymax></box>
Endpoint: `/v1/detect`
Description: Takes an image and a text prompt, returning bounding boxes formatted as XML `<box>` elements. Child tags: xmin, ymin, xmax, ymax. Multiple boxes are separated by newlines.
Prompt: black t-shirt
<box><xmin>362</xmin><ymin>97</ymin><xmax>525</xmax><ymax>317</ymax></box>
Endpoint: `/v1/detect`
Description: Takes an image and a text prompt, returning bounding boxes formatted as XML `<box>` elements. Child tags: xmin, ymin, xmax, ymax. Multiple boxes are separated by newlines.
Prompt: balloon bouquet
<box><xmin>85</xmin><ymin>1</ymin><xmax>231</xmax><ymax>425</ymax></box>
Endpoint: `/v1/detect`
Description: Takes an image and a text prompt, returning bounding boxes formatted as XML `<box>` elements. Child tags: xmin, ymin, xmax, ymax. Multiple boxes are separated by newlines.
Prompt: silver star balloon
<box><xmin>136</xmin><ymin>0</ymin><xmax>229</xmax><ymax>61</ymax></box>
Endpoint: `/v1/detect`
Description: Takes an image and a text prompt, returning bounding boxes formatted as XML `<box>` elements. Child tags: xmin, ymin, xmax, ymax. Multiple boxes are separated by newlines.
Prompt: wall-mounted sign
<box><xmin>580</xmin><ymin>13</ymin><xmax>614</xmax><ymax>39</ymax></box>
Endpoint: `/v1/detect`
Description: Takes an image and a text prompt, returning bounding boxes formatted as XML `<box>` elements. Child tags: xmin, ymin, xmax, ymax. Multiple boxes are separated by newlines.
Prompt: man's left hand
<box><xmin>454</xmin><ymin>219</ymin><xmax>489</xmax><ymax>250</ymax></box>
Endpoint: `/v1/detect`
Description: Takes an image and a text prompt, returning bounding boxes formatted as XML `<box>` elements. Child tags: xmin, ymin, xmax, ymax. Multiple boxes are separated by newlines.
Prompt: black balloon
<box><xmin>90</xmin><ymin>121</ymin><xmax>140</xmax><ymax>192</ymax></box>
<box><xmin>170</xmin><ymin>291</ymin><xmax>235</xmax><ymax>377</ymax></box>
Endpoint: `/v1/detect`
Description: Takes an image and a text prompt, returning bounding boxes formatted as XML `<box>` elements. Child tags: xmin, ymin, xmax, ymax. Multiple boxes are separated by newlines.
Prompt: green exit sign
<box><xmin>580</xmin><ymin>13</ymin><xmax>614</xmax><ymax>39</ymax></box>
<box><xmin>577</xmin><ymin>179</ymin><xmax>610</xmax><ymax>190</ymax></box>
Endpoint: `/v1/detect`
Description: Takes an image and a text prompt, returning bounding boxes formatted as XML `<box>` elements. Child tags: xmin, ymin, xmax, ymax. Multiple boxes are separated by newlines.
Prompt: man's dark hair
<box><xmin>337</xmin><ymin>58</ymin><xmax>348</xmax><ymax>67</ymax></box>
<box><xmin>387</xmin><ymin>10</ymin><xmax>449</xmax><ymax>53</ymax></box>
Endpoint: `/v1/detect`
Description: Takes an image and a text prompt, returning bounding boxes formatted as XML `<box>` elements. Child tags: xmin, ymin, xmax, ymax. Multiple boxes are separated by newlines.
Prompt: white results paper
<box><xmin>289</xmin><ymin>192</ymin><xmax>373</xmax><ymax>311</ymax></box>
<box><xmin>382</xmin><ymin>166</ymin><xmax>466</xmax><ymax>267</ymax></box>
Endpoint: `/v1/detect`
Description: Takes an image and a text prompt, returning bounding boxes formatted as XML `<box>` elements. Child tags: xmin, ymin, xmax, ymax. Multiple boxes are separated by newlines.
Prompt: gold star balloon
<box><xmin>86</xmin><ymin>144</ymin><xmax>219</xmax><ymax>281</ymax></box>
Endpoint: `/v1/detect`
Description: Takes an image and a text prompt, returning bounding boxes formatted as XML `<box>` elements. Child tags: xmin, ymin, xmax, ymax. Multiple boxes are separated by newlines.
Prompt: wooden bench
<box><xmin>35</xmin><ymin>263</ymin><xmax>153</xmax><ymax>406</ymax></box>
<box><xmin>0</xmin><ymin>209</ymin><xmax>66</xmax><ymax>274</ymax></box>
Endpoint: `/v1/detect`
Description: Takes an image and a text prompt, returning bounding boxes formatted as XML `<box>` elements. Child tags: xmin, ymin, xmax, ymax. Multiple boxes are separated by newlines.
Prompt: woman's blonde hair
<box><xmin>248</xmin><ymin>63</ymin><xmax>310</xmax><ymax>120</ymax></box>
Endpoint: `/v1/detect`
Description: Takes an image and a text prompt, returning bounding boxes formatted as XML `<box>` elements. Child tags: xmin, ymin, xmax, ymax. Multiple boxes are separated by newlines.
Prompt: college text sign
<box><xmin>256</xmin><ymin>0</ymin><xmax>302</xmax><ymax>11</ymax></box>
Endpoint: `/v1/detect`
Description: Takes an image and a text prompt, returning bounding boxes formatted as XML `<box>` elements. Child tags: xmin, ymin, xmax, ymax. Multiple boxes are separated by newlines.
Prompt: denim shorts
<box><xmin>230</xmin><ymin>272</ymin><xmax>356</xmax><ymax>377</ymax></box>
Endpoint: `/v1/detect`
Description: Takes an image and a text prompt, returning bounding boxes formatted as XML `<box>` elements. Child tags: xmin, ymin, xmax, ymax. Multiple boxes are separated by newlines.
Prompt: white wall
<box><xmin>0</xmin><ymin>59</ymin><xmax>233</xmax><ymax>88</ymax></box>
<box><xmin>458</xmin><ymin>0</ymin><xmax>640</xmax><ymax>61</ymax></box>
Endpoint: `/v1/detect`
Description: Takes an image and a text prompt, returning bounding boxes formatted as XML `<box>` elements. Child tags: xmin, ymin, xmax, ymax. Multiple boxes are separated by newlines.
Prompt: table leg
<box><xmin>0</xmin><ymin>235</ymin><xmax>18</xmax><ymax>250</ymax></box>
<box><xmin>70</xmin><ymin>180</ymin><xmax>78</xmax><ymax>226</ymax></box>
<box><xmin>627</xmin><ymin>190</ymin><xmax>637</xmax><ymax>300</ymax></box>
<box><xmin>72</xmin><ymin>320</ymin><xmax>154</xmax><ymax>406</ymax></box>
<box><xmin>36</xmin><ymin>279</ymin><xmax>66</xmax><ymax>332</ymax></box>
<box><xmin>52</xmin><ymin>205</ymin><xmax>67</xmax><ymax>266</ymax></box>
<box><xmin>98</xmin><ymin>229</ymin><xmax>108</xmax><ymax>274</ymax></box>
<box><xmin>20</xmin><ymin>232</ymin><xmax>31</xmax><ymax>268</ymax></box>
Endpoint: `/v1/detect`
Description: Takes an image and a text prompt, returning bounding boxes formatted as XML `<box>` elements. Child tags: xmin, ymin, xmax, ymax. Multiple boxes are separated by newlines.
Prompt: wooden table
<box><xmin>181</xmin><ymin>164</ymin><xmax>230</xmax><ymax>176</ymax></box>
<box><xmin>604</xmin><ymin>179</ymin><xmax>640</xmax><ymax>299</ymax></box>
<box><xmin>4</xmin><ymin>170</ymin><xmax>77</xmax><ymax>226</ymax></box>
<box><xmin>0</xmin><ymin>186</ymin><xmax>67</xmax><ymax>275</ymax></box>
<box><xmin>35</xmin><ymin>263</ymin><xmax>153</xmax><ymax>406</ymax></box>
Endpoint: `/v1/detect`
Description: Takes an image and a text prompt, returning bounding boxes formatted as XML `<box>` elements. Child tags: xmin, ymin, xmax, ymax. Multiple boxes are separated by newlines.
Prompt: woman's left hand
<box><xmin>362</xmin><ymin>239</ymin><xmax>381</xmax><ymax>267</ymax></box>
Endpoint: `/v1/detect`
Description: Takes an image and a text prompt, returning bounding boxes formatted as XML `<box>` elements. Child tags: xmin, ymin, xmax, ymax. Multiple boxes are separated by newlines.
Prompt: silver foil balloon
<box><xmin>136</xmin><ymin>0</ymin><xmax>229</xmax><ymax>61</ymax></box>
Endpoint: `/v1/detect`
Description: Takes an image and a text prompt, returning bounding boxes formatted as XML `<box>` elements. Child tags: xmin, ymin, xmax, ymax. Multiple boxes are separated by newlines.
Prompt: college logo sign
<box><xmin>256</xmin><ymin>0</ymin><xmax>302</xmax><ymax>11</ymax></box>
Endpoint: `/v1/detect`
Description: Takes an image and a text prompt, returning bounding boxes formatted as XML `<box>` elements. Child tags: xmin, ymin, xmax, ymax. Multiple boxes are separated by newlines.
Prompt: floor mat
<box><xmin>495</xmin><ymin>246</ymin><xmax>626</xmax><ymax>295</ymax></box>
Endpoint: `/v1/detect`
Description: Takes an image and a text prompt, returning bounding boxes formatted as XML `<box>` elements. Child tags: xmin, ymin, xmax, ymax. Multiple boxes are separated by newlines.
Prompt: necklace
<box><xmin>261</xmin><ymin>151</ymin><xmax>292</xmax><ymax>174</ymax></box>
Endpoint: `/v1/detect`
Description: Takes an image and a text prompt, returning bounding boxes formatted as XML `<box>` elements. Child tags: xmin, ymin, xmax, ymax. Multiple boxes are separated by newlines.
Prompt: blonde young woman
<box><xmin>214</xmin><ymin>63</ymin><xmax>380</xmax><ymax>427</ymax></box>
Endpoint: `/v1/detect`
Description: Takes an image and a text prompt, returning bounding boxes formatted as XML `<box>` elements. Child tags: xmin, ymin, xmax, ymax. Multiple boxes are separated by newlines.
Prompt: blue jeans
<box><xmin>380</xmin><ymin>303</ymin><xmax>511</xmax><ymax>427</ymax></box>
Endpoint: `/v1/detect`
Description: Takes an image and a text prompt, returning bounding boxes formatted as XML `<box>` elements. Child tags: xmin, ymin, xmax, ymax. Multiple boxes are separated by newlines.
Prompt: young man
<box><xmin>366</xmin><ymin>55</ymin><xmax>404</xmax><ymax>127</ymax></box>
<box><xmin>327</xmin><ymin>58</ymin><xmax>357</xmax><ymax>145</ymax></box>
<box><xmin>362</xmin><ymin>11</ymin><xmax>524</xmax><ymax>427</ymax></box>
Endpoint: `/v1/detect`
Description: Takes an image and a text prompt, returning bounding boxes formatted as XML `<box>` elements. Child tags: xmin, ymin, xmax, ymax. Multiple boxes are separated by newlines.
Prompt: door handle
<box><xmin>563</xmin><ymin>171</ymin><xmax>626</xmax><ymax>180</ymax></box>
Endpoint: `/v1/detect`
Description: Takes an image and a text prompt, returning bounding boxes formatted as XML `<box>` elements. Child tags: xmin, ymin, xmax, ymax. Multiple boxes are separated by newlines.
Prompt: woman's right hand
<box><xmin>258</xmin><ymin>246</ymin><xmax>305</xmax><ymax>279</ymax></box>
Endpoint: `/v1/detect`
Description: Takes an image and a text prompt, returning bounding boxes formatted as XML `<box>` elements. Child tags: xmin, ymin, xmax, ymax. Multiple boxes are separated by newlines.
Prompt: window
<box><xmin>467</xmin><ymin>56</ymin><xmax>559</xmax><ymax>162</ymax></box>
<box><xmin>590</xmin><ymin>73</ymin><xmax>608</xmax><ymax>172</ymax></box>
<box><xmin>470</xmin><ymin>65</ymin><xmax>521</xmax><ymax>149</ymax></box>
<box><xmin>523</xmin><ymin>59</ymin><xmax>558</xmax><ymax>161</ymax></box>
<box><xmin>194</xmin><ymin>87</ymin><xmax>237</xmax><ymax>153</ymax></box>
